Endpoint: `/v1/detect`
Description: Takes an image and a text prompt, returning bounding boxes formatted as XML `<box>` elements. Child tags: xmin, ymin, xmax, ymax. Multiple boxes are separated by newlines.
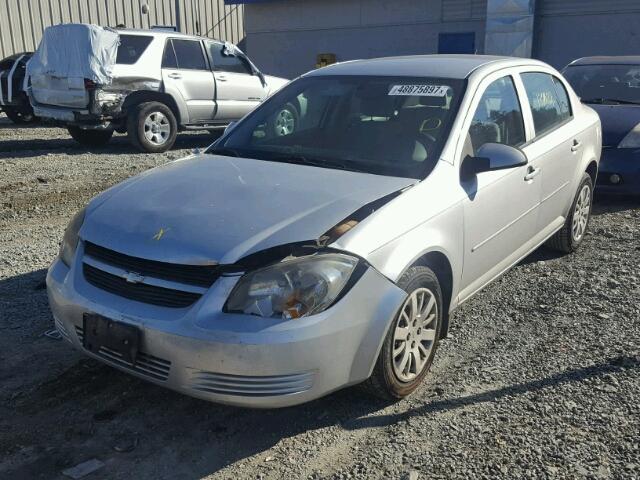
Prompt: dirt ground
<box><xmin>0</xmin><ymin>114</ymin><xmax>638</xmax><ymax>480</ymax></box>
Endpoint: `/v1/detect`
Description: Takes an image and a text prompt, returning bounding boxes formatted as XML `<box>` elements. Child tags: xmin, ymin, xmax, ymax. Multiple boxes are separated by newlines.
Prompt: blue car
<box><xmin>564</xmin><ymin>56</ymin><xmax>640</xmax><ymax>195</ymax></box>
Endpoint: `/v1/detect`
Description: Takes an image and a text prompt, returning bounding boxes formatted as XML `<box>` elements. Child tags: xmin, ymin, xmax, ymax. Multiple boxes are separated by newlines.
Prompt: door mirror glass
<box><xmin>463</xmin><ymin>142</ymin><xmax>527</xmax><ymax>177</ymax></box>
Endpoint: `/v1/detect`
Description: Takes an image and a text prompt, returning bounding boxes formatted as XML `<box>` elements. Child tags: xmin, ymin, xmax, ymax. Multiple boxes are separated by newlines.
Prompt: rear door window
<box><xmin>170</xmin><ymin>39</ymin><xmax>207</xmax><ymax>70</ymax></box>
<box><xmin>206</xmin><ymin>42</ymin><xmax>253</xmax><ymax>74</ymax></box>
<box><xmin>116</xmin><ymin>35</ymin><xmax>153</xmax><ymax>65</ymax></box>
<box><xmin>162</xmin><ymin>40</ymin><xmax>178</xmax><ymax>69</ymax></box>
<box><xmin>521</xmin><ymin>72</ymin><xmax>572</xmax><ymax>137</ymax></box>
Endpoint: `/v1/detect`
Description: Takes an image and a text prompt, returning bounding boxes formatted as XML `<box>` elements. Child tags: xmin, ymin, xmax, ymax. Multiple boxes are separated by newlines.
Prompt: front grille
<box><xmin>84</xmin><ymin>242</ymin><xmax>220</xmax><ymax>288</ymax></box>
<box><xmin>75</xmin><ymin>326</ymin><xmax>171</xmax><ymax>381</ymax></box>
<box><xmin>188</xmin><ymin>370</ymin><xmax>315</xmax><ymax>397</ymax></box>
<box><xmin>83</xmin><ymin>263</ymin><xmax>201</xmax><ymax>308</ymax></box>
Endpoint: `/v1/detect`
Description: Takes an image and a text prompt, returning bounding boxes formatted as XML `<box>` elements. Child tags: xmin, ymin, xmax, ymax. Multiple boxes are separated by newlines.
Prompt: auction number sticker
<box><xmin>388</xmin><ymin>84</ymin><xmax>449</xmax><ymax>96</ymax></box>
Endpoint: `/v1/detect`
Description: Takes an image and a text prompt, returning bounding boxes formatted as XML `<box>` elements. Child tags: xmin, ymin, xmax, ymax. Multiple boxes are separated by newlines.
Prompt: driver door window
<box><xmin>468</xmin><ymin>76</ymin><xmax>526</xmax><ymax>155</ymax></box>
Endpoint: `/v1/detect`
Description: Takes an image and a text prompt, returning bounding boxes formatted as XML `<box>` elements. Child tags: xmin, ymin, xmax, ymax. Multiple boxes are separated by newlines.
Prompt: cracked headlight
<box><xmin>226</xmin><ymin>254</ymin><xmax>359</xmax><ymax>320</ymax></box>
<box><xmin>95</xmin><ymin>90</ymin><xmax>125</xmax><ymax>105</ymax></box>
<box><xmin>59</xmin><ymin>208</ymin><xmax>85</xmax><ymax>267</ymax></box>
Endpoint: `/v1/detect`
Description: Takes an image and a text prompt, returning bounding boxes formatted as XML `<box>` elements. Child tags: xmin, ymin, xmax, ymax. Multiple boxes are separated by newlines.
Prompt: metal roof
<box><xmin>568</xmin><ymin>56</ymin><xmax>640</xmax><ymax>66</ymax></box>
<box><xmin>304</xmin><ymin>54</ymin><xmax>550</xmax><ymax>79</ymax></box>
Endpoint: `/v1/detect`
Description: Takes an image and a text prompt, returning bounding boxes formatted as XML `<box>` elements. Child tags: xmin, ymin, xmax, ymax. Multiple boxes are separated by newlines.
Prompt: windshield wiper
<box><xmin>582</xmin><ymin>98</ymin><xmax>640</xmax><ymax>105</ymax></box>
<box><xmin>269</xmin><ymin>154</ymin><xmax>368</xmax><ymax>173</ymax></box>
<box><xmin>207</xmin><ymin>147</ymin><xmax>241</xmax><ymax>157</ymax></box>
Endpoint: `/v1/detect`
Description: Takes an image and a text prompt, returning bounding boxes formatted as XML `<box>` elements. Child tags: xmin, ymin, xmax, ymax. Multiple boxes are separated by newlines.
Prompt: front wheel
<box><xmin>546</xmin><ymin>172</ymin><xmax>593</xmax><ymax>253</ymax></box>
<box><xmin>127</xmin><ymin>101</ymin><xmax>177</xmax><ymax>153</ymax></box>
<box><xmin>67</xmin><ymin>126</ymin><xmax>114</xmax><ymax>147</ymax></box>
<box><xmin>364</xmin><ymin>266</ymin><xmax>443</xmax><ymax>400</ymax></box>
<box><xmin>269</xmin><ymin>102</ymin><xmax>298</xmax><ymax>137</ymax></box>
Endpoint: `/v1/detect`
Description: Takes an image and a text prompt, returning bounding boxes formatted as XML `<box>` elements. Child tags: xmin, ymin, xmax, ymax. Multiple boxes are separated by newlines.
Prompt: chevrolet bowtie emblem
<box><xmin>153</xmin><ymin>227</ymin><xmax>169</xmax><ymax>241</ymax></box>
<box><xmin>123</xmin><ymin>271</ymin><xmax>145</xmax><ymax>284</ymax></box>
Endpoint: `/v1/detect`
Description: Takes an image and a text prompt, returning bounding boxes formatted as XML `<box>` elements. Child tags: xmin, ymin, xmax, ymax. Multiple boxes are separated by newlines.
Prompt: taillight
<box><xmin>84</xmin><ymin>78</ymin><xmax>97</xmax><ymax>90</ymax></box>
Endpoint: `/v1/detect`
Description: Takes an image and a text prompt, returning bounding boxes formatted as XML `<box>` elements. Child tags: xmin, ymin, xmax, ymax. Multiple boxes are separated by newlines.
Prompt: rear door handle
<box><xmin>524</xmin><ymin>165</ymin><xmax>541</xmax><ymax>181</ymax></box>
<box><xmin>571</xmin><ymin>140</ymin><xmax>581</xmax><ymax>152</ymax></box>
<box><xmin>168</xmin><ymin>72</ymin><xmax>182</xmax><ymax>79</ymax></box>
<box><xmin>216</xmin><ymin>74</ymin><xmax>228</xmax><ymax>82</ymax></box>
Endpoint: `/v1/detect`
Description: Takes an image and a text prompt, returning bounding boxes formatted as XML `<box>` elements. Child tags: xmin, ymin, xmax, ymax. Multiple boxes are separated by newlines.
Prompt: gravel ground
<box><xmin>0</xmin><ymin>114</ymin><xmax>638</xmax><ymax>480</ymax></box>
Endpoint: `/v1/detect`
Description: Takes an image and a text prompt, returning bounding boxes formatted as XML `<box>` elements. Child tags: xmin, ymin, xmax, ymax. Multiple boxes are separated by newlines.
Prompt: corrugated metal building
<box><xmin>0</xmin><ymin>0</ymin><xmax>245</xmax><ymax>58</ymax></box>
<box><xmin>234</xmin><ymin>0</ymin><xmax>640</xmax><ymax>78</ymax></box>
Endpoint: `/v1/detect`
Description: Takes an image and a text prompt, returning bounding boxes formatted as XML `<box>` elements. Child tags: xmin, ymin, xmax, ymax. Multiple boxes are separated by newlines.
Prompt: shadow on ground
<box><xmin>0</xmin><ymin>129</ymin><xmax>222</xmax><ymax>156</ymax></box>
<box><xmin>1</xmin><ymin>262</ymin><xmax>638</xmax><ymax>478</ymax></box>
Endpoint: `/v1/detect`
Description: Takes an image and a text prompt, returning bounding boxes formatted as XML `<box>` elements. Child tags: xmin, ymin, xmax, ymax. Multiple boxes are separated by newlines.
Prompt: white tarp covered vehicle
<box><xmin>26</xmin><ymin>23</ymin><xmax>289</xmax><ymax>152</ymax></box>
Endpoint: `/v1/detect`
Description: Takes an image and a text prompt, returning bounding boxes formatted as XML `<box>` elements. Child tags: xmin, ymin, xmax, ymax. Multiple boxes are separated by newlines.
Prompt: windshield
<box><xmin>209</xmin><ymin>75</ymin><xmax>465</xmax><ymax>179</ymax></box>
<box><xmin>563</xmin><ymin>64</ymin><xmax>640</xmax><ymax>104</ymax></box>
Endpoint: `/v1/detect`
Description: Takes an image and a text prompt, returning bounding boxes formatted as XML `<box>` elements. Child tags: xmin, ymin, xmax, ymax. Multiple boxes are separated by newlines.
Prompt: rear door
<box><xmin>161</xmin><ymin>38</ymin><xmax>216</xmax><ymax>123</ymax></box>
<box><xmin>517</xmin><ymin>71</ymin><xmax>578</xmax><ymax>232</ymax></box>
<box><xmin>204</xmin><ymin>41</ymin><xmax>266</xmax><ymax>121</ymax></box>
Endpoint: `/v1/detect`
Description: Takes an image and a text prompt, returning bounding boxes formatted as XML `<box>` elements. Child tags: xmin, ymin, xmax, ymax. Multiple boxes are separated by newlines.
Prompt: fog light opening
<box><xmin>609</xmin><ymin>173</ymin><xmax>621</xmax><ymax>184</ymax></box>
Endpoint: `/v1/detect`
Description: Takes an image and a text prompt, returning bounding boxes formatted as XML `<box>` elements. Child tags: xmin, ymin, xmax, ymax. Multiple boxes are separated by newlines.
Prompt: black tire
<box><xmin>67</xmin><ymin>126</ymin><xmax>113</xmax><ymax>147</ymax></box>
<box><xmin>268</xmin><ymin>102</ymin><xmax>299</xmax><ymax>137</ymax></box>
<box><xmin>3</xmin><ymin>105</ymin><xmax>37</xmax><ymax>124</ymax></box>
<box><xmin>127</xmin><ymin>101</ymin><xmax>177</xmax><ymax>153</ymax></box>
<box><xmin>363</xmin><ymin>266</ymin><xmax>443</xmax><ymax>401</ymax></box>
<box><xmin>546</xmin><ymin>172</ymin><xmax>593</xmax><ymax>253</ymax></box>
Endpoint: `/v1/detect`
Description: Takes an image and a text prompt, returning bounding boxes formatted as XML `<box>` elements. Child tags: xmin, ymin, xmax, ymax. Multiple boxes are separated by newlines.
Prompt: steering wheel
<box><xmin>419</xmin><ymin>117</ymin><xmax>442</xmax><ymax>144</ymax></box>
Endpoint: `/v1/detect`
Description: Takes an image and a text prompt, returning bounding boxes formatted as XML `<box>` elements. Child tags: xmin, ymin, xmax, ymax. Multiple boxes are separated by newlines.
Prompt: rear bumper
<box><xmin>47</xmin><ymin>255</ymin><xmax>406</xmax><ymax>408</ymax></box>
<box><xmin>596</xmin><ymin>147</ymin><xmax>640</xmax><ymax>195</ymax></box>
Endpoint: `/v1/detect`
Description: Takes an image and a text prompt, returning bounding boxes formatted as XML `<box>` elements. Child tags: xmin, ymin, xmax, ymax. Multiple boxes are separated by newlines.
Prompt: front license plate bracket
<box><xmin>83</xmin><ymin>313</ymin><xmax>140</xmax><ymax>364</ymax></box>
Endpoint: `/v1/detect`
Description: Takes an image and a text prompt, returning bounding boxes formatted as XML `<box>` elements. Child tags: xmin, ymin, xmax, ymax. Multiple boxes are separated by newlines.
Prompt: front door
<box><xmin>459</xmin><ymin>74</ymin><xmax>541</xmax><ymax>302</ymax></box>
<box><xmin>205</xmin><ymin>41</ymin><xmax>266</xmax><ymax>121</ymax></box>
<box><xmin>161</xmin><ymin>38</ymin><xmax>216</xmax><ymax>123</ymax></box>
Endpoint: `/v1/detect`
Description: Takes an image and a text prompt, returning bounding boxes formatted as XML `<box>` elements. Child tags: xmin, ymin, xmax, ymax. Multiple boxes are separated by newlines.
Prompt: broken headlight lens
<box><xmin>226</xmin><ymin>254</ymin><xmax>359</xmax><ymax>320</ymax></box>
<box><xmin>59</xmin><ymin>208</ymin><xmax>86</xmax><ymax>267</ymax></box>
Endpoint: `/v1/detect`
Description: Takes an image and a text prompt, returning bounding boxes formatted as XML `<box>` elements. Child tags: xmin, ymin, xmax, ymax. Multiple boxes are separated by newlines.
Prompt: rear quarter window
<box><xmin>116</xmin><ymin>35</ymin><xmax>153</xmax><ymax>65</ymax></box>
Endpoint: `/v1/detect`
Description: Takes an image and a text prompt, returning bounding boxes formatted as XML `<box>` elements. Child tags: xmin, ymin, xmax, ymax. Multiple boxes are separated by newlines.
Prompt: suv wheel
<box><xmin>127</xmin><ymin>102</ymin><xmax>177</xmax><ymax>153</ymax></box>
<box><xmin>67</xmin><ymin>126</ymin><xmax>114</xmax><ymax>147</ymax></box>
<box><xmin>270</xmin><ymin>103</ymin><xmax>298</xmax><ymax>137</ymax></box>
<box><xmin>546</xmin><ymin>172</ymin><xmax>593</xmax><ymax>253</ymax></box>
<box><xmin>364</xmin><ymin>266</ymin><xmax>443</xmax><ymax>400</ymax></box>
<box><xmin>3</xmin><ymin>106</ymin><xmax>37</xmax><ymax>124</ymax></box>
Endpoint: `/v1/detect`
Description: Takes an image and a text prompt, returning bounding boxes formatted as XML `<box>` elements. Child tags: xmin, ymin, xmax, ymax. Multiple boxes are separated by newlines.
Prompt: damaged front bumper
<box><xmin>46</xmin><ymin>245</ymin><xmax>406</xmax><ymax>408</ymax></box>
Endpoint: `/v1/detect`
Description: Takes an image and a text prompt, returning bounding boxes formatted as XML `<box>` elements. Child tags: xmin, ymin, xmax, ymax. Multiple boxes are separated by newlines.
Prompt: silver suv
<box><xmin>27</xmin><ymin>26</ymin><xmax>289</xmax><ymax>152</ymax></box>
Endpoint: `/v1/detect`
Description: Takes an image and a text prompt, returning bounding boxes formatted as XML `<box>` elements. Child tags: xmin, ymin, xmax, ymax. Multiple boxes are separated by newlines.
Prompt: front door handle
<box><xmin>524</xmin><ymin>165</ymin><xmax>541</xmax><ymax>181</ymax></box>
<box><xmin>216</xmin><ymin>74</ymin><xmax>228</xmax><ymax>82</ymax></box>
<box><xmin>168</xmin><ymin>72</ymin><xmax>182</xmax><ymax>79</ymax></box>
<box><xmin>571</xmin><ymin>140</ymin><xmax>581</xmax><ymax>152</ymax></box>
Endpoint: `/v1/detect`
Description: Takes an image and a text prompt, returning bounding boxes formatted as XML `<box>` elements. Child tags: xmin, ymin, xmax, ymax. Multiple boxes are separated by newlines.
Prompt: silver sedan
<box><xmin>47</xmin><ymin>55</ymin><xmax>601</xmax><ymax>408</ymax></box>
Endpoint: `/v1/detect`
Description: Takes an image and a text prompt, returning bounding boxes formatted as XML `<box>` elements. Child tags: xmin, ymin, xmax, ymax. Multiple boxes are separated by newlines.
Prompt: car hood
<box><xmin>81</xmin><ymin>155</ymin><xmax>416</xmax><ymax>265</ymax></box>
<box><xmin>587</xmin><ymin>103</ymin><xmax>640</xmax><ymax>147</ymax></box>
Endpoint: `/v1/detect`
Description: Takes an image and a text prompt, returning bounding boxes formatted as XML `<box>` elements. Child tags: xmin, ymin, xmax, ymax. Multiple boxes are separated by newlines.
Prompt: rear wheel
<box><xmin>364</xmin><ymin>266</ymin><xmax>443</xmax><ymax>400</ymax></box>
<box><xmin>67</xmin><ymin>126</ymin><xmax>113</xmax><ymax>147</ymax></box>
<box><xmin>3</xmin><ymin>105</ymin><xmax>37</xmax><ymax>124</ymax></box>
<box><xmin>127</xmin><ymin>101</ymin><xmax>177</xmax><ymax>153</ymax></box>
<box><xmin>546</xmin><ymin>172</ymin><xmax>593</xmax><ymax>253</ymax></box>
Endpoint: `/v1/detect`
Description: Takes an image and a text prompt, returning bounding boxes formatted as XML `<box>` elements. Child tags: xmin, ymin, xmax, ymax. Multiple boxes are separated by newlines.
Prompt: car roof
<box><xmin>115</xmin><ymin>28</ymin><xmax>222</xmax><ymax>43</ymax></box>
<box><xmin>304</xmin><ymin>54</ymin><xmax>550</xmax><ymax>79</ymax></box>
<box><xmin>568</xmin><ymin>56</ymin><xmax>640</xmax><ymax>66</ymax></box>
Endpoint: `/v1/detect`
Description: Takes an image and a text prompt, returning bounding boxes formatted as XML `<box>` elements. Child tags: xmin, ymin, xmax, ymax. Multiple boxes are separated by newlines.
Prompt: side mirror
<box><xmin>462</xmin><ymin>143</ymin><xmax>527</xmax><ymax>177</ymax></box>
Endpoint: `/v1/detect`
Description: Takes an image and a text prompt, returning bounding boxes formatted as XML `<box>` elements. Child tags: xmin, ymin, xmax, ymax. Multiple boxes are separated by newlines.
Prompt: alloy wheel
<box><xmin>274</xmin><ymin>108</ymin><xmax>295</xmax><ymax>136</ymax></box>
<box><xmin>572</xmin><ymin>184</ymin><xmax>591</xmax><ymax>242</ymax></box>
<box><xmin>144</xmin><ymin>111</ymin><xmax>171</xmax><ymax>145</ymax></box>
<box><xmin>392</xmin><ymin>287</ymin><xmax>438</xmax><ymax>382</ymax></box>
